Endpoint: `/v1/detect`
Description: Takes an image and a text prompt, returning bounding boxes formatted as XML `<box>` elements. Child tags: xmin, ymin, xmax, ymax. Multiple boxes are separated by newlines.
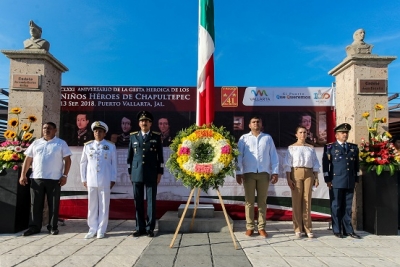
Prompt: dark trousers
<box><xmin>329</xmin><ymin>188</ymin><xmax>354</xmax><ymax>234</ymax></box>
<box><xmin>29</xmin><ymin>179</ymin><xmax>61</xmax><ymax>231</ymax></box>
<box><xmin>133</xmin><ymin>182</ymin><xmax>157</xmax><ymax>231</ymax></box>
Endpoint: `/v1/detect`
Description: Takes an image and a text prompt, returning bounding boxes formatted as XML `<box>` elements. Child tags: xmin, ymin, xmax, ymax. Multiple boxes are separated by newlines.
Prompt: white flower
<box><xmin>212</xmin><ymin>162</ymin><xmax>224</xmax><ymax>174</ymax></box>
<box><xmin>14</xmin><ymin>146</ymin><xmax>22</xmax><ymax>152</ymax></box>
<box><xmin>182</xmin><ymin>140</ymin><xmax>193</xmax><ymax>148</ymax></box>
<box><xmin>381</xmin><ymin>135</ymin><xmax>389</xmax><ymax>141</ymax></box>
<box><xmin>183</xmin><ymin>160</ymin><xmax>196</xmax><ymax>172</ymax></box>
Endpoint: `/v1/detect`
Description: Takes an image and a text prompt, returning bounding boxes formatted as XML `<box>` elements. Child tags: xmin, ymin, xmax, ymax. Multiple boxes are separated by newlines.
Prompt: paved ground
<box><xmin>1</xmin><ymin>220</ymin><xmax>400</xmax><ymax>267</ymax></box>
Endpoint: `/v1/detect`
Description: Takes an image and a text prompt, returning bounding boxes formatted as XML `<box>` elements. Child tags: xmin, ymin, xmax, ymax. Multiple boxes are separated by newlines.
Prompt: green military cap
<box><xmin>334</xmin><ymin>123</ymin><xmax>351</xmax><ymax>132</ymax></box>
<box><xmin>137</xmin><ymin>111</ymin><xmax>153</xmax><ymax>122</ymax></box>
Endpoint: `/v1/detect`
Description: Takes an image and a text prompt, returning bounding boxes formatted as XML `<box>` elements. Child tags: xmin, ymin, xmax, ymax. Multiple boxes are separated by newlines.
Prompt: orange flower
<box><xmin>8</xmin><ymin>131</ymin><xmax>17</xmax><ymax>139</ymax></box>
<box><xmin>374</xmin><ymin>104</ymin><xmax>384</xmax><ymax>111</ymax></box>
<box><xmin>362</xmin><ymin>112</ymin><xmax>370</xmax><ymax>119</ymax></box>
<box><xmin>27</xmin><ymin>115</ymin><xmax>37</xmax><ymax>123</ymax></box>
<box><xmin>195</xmin><ymin>129</ymin><xmax>213</xmax><ymax>138</ymax></box>
<box><xmin>21</xmin><ymin>124</ymin><xmax>30</xmax><ymax>131</ymax></box>
<box><xmin>3</xmin><ymin>130</ymin><xmax>11</xmax><ymax>139</ymax></box>
<box><xmin>22</xmin><ymin>133</ymin><xmax>33</xmax><ymax>141</ymax></box>
<box><xmin>9</xmin><ymin>107</ymin><xmax>21</xmax><ymax>114</ymax></box>
<box><xmin>8</xmin><ymin>118</ymin><xmax>18</xmax><ymax>128</ymax></box>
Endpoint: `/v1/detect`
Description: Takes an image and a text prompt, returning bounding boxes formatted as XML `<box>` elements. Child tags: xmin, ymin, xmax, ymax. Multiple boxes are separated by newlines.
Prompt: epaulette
<box><xmin>84</xmin><ymin>140</ymin><xmax>94</xmax><ymax>145</ymax></box>
<box><xmin>348</xmin><ymin>142</ymin><xmax>356</xmax><ymax>146</ymax></box>
<box><xmin>152</xmin><ymin>131</ymin><xmax>161</xmax><ymax>135</ymax></box>
<box><xmin>105</xmin><ymin>140</ymin><xmax>115</xmax><ymax>144</ymax></box>
<box><xmin>325</xmin><ymin>142</ymin><xmax>333</xmax><ymax>149</ymax></box>
<box><xmin>130</xmin><ymin>131</ymin><xmax>138</xmax><ymax>135</ymax></box>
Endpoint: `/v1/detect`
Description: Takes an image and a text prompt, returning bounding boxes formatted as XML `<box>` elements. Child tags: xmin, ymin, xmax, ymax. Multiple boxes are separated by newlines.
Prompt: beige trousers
<box><xmin>290</xmin><ymin>167</ymin><xmax>314</xmax><ymax>233</ymax></box>
<box><xmin>243</xmin><ymin>172</ymin><xmax>270</xmax><ymax>230</ymax></box>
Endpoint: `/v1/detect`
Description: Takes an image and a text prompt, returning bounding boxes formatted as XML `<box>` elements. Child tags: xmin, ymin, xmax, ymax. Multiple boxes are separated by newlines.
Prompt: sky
<box><xmin>1</xmin><ymin>0</ymin><xmax>400</xmax><ymax>105</ymax></box>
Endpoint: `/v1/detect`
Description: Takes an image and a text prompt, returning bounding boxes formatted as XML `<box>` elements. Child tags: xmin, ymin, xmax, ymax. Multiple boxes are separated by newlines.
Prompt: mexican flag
<box><xmin>196</xmin><ymin>0</ymin><xmax>215</xmax><ymax>126</ymax></box>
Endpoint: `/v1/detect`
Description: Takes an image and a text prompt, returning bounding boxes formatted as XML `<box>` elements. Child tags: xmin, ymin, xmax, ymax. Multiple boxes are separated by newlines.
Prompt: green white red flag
<box><xmin>197</xmin><ymin>0</ymin><xmax>215</xmax><ymax>126</ymax></box>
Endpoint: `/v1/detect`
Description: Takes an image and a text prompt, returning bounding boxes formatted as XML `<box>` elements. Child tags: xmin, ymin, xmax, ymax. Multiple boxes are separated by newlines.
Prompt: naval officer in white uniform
<box><xmin>80</xmin><ymin>121</ymin><xmax>117</xmax><ymax>239</ymax></box>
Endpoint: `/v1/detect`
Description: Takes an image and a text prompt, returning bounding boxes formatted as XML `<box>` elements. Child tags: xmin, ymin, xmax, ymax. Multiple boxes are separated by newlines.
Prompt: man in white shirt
<box><xmin>19</xmin><ymin>122</ymin><xmax>72</xmax><ymax>236</ymax></box>
<box><xmin>236</xmin><ymin>116</ymin><xmax>279</xmax><ymax>238</ymax></box>
<box><xmin>80</xmin><ymin>121</ymin><xmax>117</xmax><ymax>239</ymax></box>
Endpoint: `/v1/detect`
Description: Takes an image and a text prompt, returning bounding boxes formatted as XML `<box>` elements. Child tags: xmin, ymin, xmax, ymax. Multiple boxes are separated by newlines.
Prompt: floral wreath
<box><xmin>166</xmin><ymin>124</ymin><xmax>238</xmax><ymax>192</ymax></box>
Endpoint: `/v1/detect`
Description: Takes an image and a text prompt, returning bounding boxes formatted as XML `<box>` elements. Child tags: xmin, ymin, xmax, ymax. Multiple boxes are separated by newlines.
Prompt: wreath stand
<box><xmin>169</xmin><ymin>188</ymin><xmax>238</xmax><ymax>249</ymax></box>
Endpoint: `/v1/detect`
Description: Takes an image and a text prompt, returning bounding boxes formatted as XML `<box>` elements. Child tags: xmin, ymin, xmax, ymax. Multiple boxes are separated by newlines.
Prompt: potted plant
<box><xmin>0</xmin><ymin>107</ymin><xmax>37</xmax><ymax>233</ymax></box>
<box><xmin>359</xmin><ymin>103</ymin><xmax>400</xmax><ymax>235</ymax></box>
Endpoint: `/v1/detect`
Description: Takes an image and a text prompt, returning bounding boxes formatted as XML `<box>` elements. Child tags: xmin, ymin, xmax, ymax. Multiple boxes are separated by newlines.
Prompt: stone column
<box><xmin>1</xmin><ymin>49</ymin><xmax>68</xmax><ymax>227</ymax></box>
<box><xmin>1</xmin><ymin>49</ymin><xmax>68</xmax><ymax>138</ymax></box>
<box><xmin>328</xmin><ymin>30</ymin><xmax>396</xmax><ymax>230</ymax></box>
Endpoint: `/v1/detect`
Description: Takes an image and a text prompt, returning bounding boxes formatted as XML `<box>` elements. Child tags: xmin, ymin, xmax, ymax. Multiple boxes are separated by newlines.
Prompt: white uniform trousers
<box><xmin>87</xmin><ymin>186</ymin><xmax>111</xmax><ymax>235</ymax></box>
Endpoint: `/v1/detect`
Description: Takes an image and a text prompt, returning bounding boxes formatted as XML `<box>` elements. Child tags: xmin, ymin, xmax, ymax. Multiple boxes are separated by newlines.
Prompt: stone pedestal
<box><xmin>1</xmin><ymin>49</ymin><xmax>68</xmax><ymax>227</ymax></box>
<box><xmin>177</xmin><ymin>204</ymin><xmax>215</xmax><ymax>218</ymax></box>
<box><xmin>329</xmin><ymin>54</ymin><xmax>396</xmax><ymax>230</ymax></box>
<box><xmin>159</xmin><ymin>203</ymin><xmax>233</xmax><ymax>233</ymax></box>
<box><xmin>158</xmin><ymin>211</ymin><xmax>233</xmax><ymax>233</ymax></box>
<box><xmin>1</xmin><ymin>49</ymin><xmax>68</xmax><ymax>138</ymax></box>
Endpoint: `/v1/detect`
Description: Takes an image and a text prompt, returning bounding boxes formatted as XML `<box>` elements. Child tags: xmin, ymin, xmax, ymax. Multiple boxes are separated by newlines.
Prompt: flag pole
<box><xmin>194</xmin><ymin>0</ymin><xmax>215</xmax><ymax>209</ymax></box>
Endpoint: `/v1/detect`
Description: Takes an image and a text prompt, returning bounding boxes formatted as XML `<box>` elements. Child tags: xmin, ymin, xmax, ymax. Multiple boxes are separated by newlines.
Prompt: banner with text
<box><xmin>59</xmin><ymin>86</ymin><xmax>334</xmax><ymax>220</ymax></box>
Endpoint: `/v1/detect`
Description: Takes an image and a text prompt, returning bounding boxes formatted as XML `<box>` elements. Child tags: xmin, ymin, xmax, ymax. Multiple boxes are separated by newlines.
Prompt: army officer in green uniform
<box><xmin>128</xmin><ymin>111</ymin><xmax>164</xmax><ymax>237</ymax></box>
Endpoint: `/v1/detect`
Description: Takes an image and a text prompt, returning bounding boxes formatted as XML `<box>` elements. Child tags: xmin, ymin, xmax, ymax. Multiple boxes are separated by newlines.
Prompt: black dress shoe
<box><xmin>133</xmin><ymin>230</ymin><xmax>146</xmax><ymax>237</ymax></box>
<box><xmin>47</xmin><ymin>225</ymin><xmax>59</xmax><ymax>235</ymax></box>
<box><xmin>147</xmin><ymin>230</ymin><xmax>154</xmax><ymax>237</ymax></box>
<box><xmin>23</xmin><ymin>228</ymin><xmax>40</xmax><ymax>236</ymax></box>
<box><xmin>348</xmin><ymin>232</ymin><xmax>361</xmax><ymax>239</ymax></box>
<box><xmin>334</xmin><ymin>233</ymin><xmax>343</xmax><ymax>238</ymax></box>
<box><xmin>50</xmin><ymin>229</ymin><xmax>59</xmax><ymax>235</ymax></box>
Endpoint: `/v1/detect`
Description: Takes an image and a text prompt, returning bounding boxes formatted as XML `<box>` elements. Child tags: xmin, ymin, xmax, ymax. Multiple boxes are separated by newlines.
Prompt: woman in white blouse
<box><xmin>284</xmin><ymin>126</ymin><xmax>321</xmax><ymax>238</ymax></box>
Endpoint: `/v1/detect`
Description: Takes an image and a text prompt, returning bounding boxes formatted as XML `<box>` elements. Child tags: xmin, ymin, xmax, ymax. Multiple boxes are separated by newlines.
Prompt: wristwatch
<box><xmin>62</xmin><ymin>174</ymin><xmax>68</xmax><ymax>178</ymax></box>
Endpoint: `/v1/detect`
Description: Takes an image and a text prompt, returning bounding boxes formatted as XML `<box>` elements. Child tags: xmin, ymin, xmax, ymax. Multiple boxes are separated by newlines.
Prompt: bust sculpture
<box><xmin>345</xmin><ymin>29</ymin><xmax>373</xmax><ymax>56</ymax></box>
<box><xmin>23</xmin><ymin>20</ymin><xmax>50</xmax><ymax>52</ymax></box>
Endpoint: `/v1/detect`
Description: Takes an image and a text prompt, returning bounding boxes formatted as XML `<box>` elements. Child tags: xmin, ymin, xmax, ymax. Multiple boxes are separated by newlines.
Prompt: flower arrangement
<box><xmin>0</xmin><ymin>107</ymin><xmax>37</xmax><ymax>173</ymax></box>
<box><xmin>359</xmin><ymin>103</ymin><xmax>400</xmax><ymax>175</ymax></box>
<box><xmin>166</xmin><ymin>124</ymin><xmax>238</xmax><ymax>192</ymax></box>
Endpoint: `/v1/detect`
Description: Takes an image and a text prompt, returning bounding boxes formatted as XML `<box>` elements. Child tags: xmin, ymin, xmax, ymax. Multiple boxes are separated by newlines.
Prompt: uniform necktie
<box><xmin>342</xmin><ymin>143</ymin><xmax>347</xmax><ymax>152</ymax></box>
<box><xmin>143</xmin><ymin>134</ymin><xmax>147</xmax><ymax>140</ymax></box>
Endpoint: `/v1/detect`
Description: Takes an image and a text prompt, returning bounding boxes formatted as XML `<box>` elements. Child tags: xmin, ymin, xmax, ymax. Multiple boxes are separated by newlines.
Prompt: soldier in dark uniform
<box><xmin>127</xmin><ymin>111</ymin><xmax>164</xmax><ymax>237</ymax></box>
<box><xmin>158</xmin><ymin>117</ymin><xmax>174</xmax><ymax>147</ymax></box>
<box><xmin>69</xmin><ymin>114</ymin><xmax>93</xmax><ymax>146</ymax></box>
<box><xmin>322</xmin><ymin>123</ymin><xmax>361</xmax><ymax>239</ymax></box>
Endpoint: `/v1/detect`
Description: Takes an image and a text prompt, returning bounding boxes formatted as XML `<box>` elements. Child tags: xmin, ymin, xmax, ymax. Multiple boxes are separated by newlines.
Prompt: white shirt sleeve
<box><xmin>283</xmin><ymin>147</ymin><xmax>293</xmax><ymax>173</ymax></box>
<box><xmin>268</xmin><ymin>138</ymin><xmax>280</xmax><ymax>174</ymax></box>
